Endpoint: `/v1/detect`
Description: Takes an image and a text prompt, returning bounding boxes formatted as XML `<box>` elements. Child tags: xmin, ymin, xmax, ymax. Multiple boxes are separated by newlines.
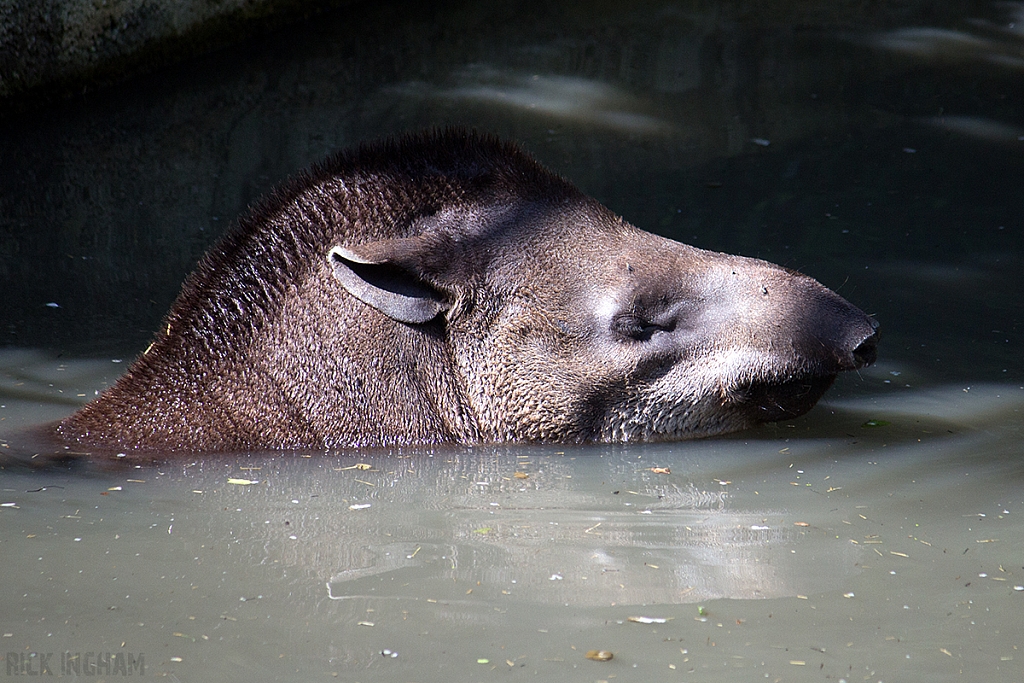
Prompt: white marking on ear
<box><xmin>328</xmin><ymin>245</ymin><xmax>374</xmax><ymax>265</ymax></box>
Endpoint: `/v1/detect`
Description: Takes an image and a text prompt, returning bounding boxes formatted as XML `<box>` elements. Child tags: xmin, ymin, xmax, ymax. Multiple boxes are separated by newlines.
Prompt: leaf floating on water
<box><xmin>585</xmin><ymin>650</ymin><xmax>613</xmax><ymax>661</ymax></box>
<box><xmin>476</xmin><ymin>658</ymin><xmax>490</xmax><ymax>665</ymax></box>
<box><xmin>226</xmin><ymin>478</ymin><xmax>256</xmax><ymax>486</ymax></box>
<box><xmin>513</xmin><ymin>472</ymin><xmax>529</xmax><ymax>479</ymax></box>
<box><xmin>861</xmin><ymin>419</ymin><xmax>890</xmax><ymax>428</ymax></box>
<box><xmin>348</xmin><ymin>503</ymin><xmax>371</xmax><ymax>510</ymax></box>
<box><xmin>649</xmin><ymin>467</ymin><xmax>671</xmax><ymax>474</ymax></box>
<box><xmin>473</xmin><ymin>527</ymin><xmax>492</xmax><ymax>534</ymax></box>
<box><xmin>794</xmin><ymin>522</ymin><xmax>810</xmax><ymax>527</ymax></box>
<box><xmin>697</xmin><ymin>606</ymin><xmax>709</xmax><ymax>616</ymax></box>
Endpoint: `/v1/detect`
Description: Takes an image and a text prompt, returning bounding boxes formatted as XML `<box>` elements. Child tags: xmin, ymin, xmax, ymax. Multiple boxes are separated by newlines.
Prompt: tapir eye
<box><xmin>611</xmin><ymin>314</ymin><xmax>674</xmax><ymax>341</ymax></box>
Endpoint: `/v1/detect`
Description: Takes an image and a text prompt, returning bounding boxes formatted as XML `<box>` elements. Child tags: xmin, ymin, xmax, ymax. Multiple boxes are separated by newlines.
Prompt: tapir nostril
<box><xmin>851</xmin><ymin>326</ymin><xmax>879</xmax><ymax>368</ymax></box>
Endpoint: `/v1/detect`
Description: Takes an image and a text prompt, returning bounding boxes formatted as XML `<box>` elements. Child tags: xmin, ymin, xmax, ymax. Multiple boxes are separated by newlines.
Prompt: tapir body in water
<box><xmin>56</xmin><ymin>131</ymin><xmax>878</xmax><ymax>453</ymax></box>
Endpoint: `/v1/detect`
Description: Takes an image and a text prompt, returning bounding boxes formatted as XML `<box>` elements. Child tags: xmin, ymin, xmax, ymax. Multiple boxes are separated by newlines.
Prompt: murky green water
<box><xmin>2</xmin><ymin>0</ymin><xmax>1023</xmax><ymax>681</ymax></box>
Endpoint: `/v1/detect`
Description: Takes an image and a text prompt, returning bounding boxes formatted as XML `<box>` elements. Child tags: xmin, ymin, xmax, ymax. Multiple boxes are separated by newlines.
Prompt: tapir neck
<box><xmin>57</xmin><ymin>272</ymin><xmax>481</xmax><ymax>453</ymax></box>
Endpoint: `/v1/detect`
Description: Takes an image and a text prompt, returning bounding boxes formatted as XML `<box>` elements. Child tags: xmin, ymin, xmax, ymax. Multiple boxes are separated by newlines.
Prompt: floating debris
<box><xmin>628</xmin><ymin>616</ymin><xmax>668</xmax><ymax>624</ymax></box>
<box><xmin>226</xmin><ymin>478</ymin><xmax>256</xmax><ymax>486</ymax></box>
<box><xmin>585</xmin><ymin>650</ymin><xmax>613</xmax><ymax>661</ymax></box>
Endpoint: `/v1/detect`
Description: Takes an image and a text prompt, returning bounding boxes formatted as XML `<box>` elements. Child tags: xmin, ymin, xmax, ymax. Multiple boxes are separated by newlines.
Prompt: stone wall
<box><xmin>0</xmin><ymin>0</ymin><xmax>352</xmax><ymax>107</ymax></box>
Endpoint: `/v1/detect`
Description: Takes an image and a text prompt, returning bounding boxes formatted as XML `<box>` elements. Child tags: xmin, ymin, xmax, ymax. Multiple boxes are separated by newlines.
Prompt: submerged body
<box><xmin>56</xmin><ymin>131</ymin><xmax>878</xmax><ymax>453</ymax></box>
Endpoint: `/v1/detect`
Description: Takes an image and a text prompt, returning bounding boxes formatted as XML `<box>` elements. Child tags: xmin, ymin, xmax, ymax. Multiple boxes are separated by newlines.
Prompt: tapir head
<box><xmin>330</xmin><ymin>195</ymin><xmax>878</xmax><ymax>444</ymax></box>
<box><xmin>55</xmin><ymin>131</ymin><xmax>878</xmax><ymax>453</ymax></box>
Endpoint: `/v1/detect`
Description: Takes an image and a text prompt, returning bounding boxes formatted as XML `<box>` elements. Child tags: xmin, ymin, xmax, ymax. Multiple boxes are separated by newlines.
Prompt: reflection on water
<box><xmin>392</xmin><ymin>67</ymin><xmax>675</xmax><ymax>134</ymax></box>
<box><xmin>921</xmin><ymin>114</ymin><xmax>1024</xmax><ymax>143</ymax></box>
<box><xmin>319</xmin><ymin>475</ymin><xmax>850</xmax><ymax>608</ymax></box>
<box><xmin>868</xmin><ymin>17</ymin><xmax>1024</xmax><ymax>70</ymax></box>
<box><xmin>865</xmin><ymin>4</ymin><xmax>1024</xmax><ymax>146</ymax></box>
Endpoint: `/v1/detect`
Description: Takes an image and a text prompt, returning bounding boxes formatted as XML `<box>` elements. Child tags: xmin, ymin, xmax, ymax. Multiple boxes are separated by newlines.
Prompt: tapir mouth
<box><xmin>741</xmin><ymin>374</ymin><xmax>839</xmax><ymax>423</ymax></box>
<box><xmin>742</xmin><ymin>317</ymin><xmax>879</xmax><ymax>423</ymax></box>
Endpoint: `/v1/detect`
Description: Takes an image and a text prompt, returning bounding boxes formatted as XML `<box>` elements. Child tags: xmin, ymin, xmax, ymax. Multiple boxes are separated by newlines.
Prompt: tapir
<box><xmin>54</xmin><ymin>130</ymin><xmax>878</xmax><ymax>453</ymax></box>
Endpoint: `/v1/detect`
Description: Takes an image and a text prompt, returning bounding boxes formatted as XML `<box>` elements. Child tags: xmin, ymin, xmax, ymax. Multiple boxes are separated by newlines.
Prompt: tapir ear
<box><xmin>328</xmin><ymin>239</ymin><xmax>449</xmax><ymax>324</ymax></box>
